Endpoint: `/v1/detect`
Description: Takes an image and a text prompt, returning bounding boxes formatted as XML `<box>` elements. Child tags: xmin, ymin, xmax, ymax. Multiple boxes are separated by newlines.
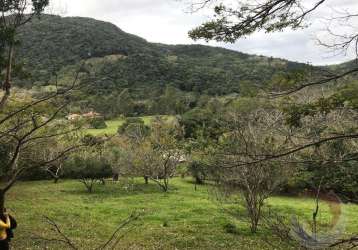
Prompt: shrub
<box><xmin>162</xmin><ymin>220</ymin><xmax>169</xmax><ymax>227</ymax></box>
<box><xmin>117</xmin><ymin>117</ymin><xmax>150</xmax><ymax>138</ymax></box>
<box><xmin>223</xmin><ymin>223</ymin><xmax>240</xmax><ymax>235</ymax></box>
<box><xmin>64</xmin><ymin>154</ymin><xmax>112</xmax><ymax>193</ymax></box>
<box><xmin>89</xmin><ymin>117</ymin><xmax>107</xmax><ymax>129</ymax></box>
<box><xmin>188</xmin><ymin>161</ymin><xmax>207</xmax><ymax>184</ymax></box>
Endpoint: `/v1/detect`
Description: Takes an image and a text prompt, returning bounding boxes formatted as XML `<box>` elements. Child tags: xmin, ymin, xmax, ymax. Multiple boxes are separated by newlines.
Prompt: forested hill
<box><xmin>14</xmin><ymin>14</ymin><xmax>312</xmax><ymax>116</ymax></box>
<box><xmin>15</xmin><ymin>15</ymin><xmax>158</xmax><ymax>82</ymax></box>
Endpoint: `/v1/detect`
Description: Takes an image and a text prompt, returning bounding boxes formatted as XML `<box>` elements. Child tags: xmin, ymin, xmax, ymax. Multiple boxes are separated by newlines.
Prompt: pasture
<box><xmin>7</xmin><ymin>178</ymin><xmax>358</xmax><ymax>249</ymax></box>
<box><xmin>86</xmin><ymin>115</ymin><xmax>175</xmax><ymax>136</ymax></box>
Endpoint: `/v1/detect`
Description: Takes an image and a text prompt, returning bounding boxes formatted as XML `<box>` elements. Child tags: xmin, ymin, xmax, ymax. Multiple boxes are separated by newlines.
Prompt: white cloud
<box><xmin>47</xmin><ymin>0</ymin><xmax>358</xmax><ymax>65</ymax></box>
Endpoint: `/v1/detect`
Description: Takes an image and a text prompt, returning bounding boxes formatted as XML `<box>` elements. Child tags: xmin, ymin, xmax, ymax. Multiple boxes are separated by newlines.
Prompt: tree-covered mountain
<box><xmin>15</xmin><ymin>15</ymin><xmax>157</xmax><ymax>83</ymax></box>
<box><xmin>13</xmin><ymin>14</ymin><xmax>313</xmax><ymax>117</ymax></box>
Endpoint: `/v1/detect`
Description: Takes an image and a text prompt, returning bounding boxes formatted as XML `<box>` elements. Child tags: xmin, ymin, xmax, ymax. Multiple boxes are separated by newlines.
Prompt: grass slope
<box><xmin>7</xmin><ymin>178</ymin><xmax>358</xmax><ymax>249</ymax></box>
<box><xmin>85</xmin><ymin>115</ymin><xmax>175</xmax><ymax>136</ymax></box>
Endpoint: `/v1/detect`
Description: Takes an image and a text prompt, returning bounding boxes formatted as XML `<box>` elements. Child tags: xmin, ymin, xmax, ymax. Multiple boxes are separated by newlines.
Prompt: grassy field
<box><xmin>6</xmin><ymin>178</ymin><xmax>358</xmax><ymax>249</ymax></box>
<box><xmin>85</xmin><ymin>115</ymin><xmax>175</xmax><ymax>136</ymax></box>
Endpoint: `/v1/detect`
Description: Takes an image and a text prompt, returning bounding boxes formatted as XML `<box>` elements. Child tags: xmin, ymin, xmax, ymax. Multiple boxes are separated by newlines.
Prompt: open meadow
<box><xmin>86</xmin><ymin>116</ymin><xmax>175</xmax><ymax>136</ymax></box>
<box><xmin>8</xmin><ymin>178</ymin><xmax>358</xmax><ymax>249</ymax></box>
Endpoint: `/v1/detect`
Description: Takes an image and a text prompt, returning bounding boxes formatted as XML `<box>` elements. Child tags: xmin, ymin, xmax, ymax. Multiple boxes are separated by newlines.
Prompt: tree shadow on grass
<box><xmin>183</xmin><ymin>178</ymin><xmax>217</xmax><ymax>187</ymax></box>
<box><xmin>61</xmin><ymin>181</ymin><xmax>180</xmax><ymax>199</ymax></box>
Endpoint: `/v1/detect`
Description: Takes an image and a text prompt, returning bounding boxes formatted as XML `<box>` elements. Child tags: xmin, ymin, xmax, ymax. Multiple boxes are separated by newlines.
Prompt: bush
<box><xmin>282</xmin><ymin>139</ymin><xmax>358</xmax><ymax>201</ymax></box>
<box><xmin>223</xmin><ymin>223</ymin><xmax>240</xmax><ymax>235</ymax></box>
<box><xmin>64</xmin><ymin>155</ymin><xmax>112</xmax><ymax>180</ymax></box>
<box><xmin>89</xmin><ymin>117</ymin><xmax>107</xmax><ymax>129</ymax></box>
<box><xmin>19</xmin><ymin>167</ymin><xmax>50</xmax><ymax>181</ymax></box>
<box><xmin>118</xmin><ymin>117</ymin><xmax>150</xmax><ymax>137</ymax></box>
<box><xmin>162</xmin><ymin>220</ymin><xmax>170</xmax><ymax>227</ymax></box>
<box><xmin>180</xmin><ymin>108</ymin><xmax>222</xmax><ymax>140</ymax></box>
<box><xmin>176</xmin><ymin>163</ymin><xmax>188</xmax><ymax>178</ymax></box>
<box><xmin>81</xmin><ymin>134</ymin><xmax>106</xmax><ymax>146</ymax></box>
<box><xmin>64</xmin><ymin>154</ymin><xmax>112</xmax><ymax>192</ymax></box>
<box><xmin>188</xmin><ymin>161</ymin><xmax>207</xmax><ymax>184</ymax></box>
<box><xmin>284</xmin><ymin>162</ymin><xmax>358</xmax><ymax>201</ymax></box>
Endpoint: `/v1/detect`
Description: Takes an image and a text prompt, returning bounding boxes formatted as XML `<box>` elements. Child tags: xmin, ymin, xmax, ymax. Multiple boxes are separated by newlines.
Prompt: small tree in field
<box><xmin>117</xmin><ymin>118</ymin><xmax>151</xmax><ymax>183</ymax></box>
<box><xmin>115</xmin><ymin>116</ymin><xmax>183</xmax><ymax>191</ymax></box>
<box><xmin>67</xmin><ymin>149</ymin><xmax>112</xmax><ymax>193</ymax></box>
<box><xmin>188</xmin><ymin>160</ymin><xmax>207</xmax><ymax>185</ymax></box>
<box><xmin>212</xmin><ymin>106</ymin><xmax>292</xmax><ymax>233</ymax></box>
<box><xmin>130</xmin><ymin>118</ymin><xmax>183</xmax><ymax>192</ymax></box>
<box><xmin>106</xmin><ymin>136</ymin><xmax>136</xmax><ymax>181</ymax></box>
<box><xmin>146</xmin><ymin>119</ymin><xmax>183</xmax><ymax>192</ymax></box>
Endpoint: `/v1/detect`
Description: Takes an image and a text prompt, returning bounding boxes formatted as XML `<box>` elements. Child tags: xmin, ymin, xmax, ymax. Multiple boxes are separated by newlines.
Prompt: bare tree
<box><xmin>45</xmin><ymin>162</ymin><xmax>64</xmax><ymax>184</ymax></box>
<box><xmin>317</xmin><ymin>8</ymin><xmax>358</xmax><ymax>59</ymax></box>
<box><xmin>42</xmin><ymin>140</ymin><xmax>70</xmax><ymax>183</ymax></box>
<box><xmin>113</xmin><ymin>118</ymin><xmax>183</xmax><ymax>192</ymax></box>
<box><xmin>0</xmin><ymin>1</ymin><xmax>92</xmax><ymax>210</ymax></box>
<box><xmin>0</xmin><ymin>62</ymin><xmax>90</xmax><ymax>215</ymax></box>
<box><xmin>143</xmin><ymin>118</ymin><xmax>183</xmax><ymax>192</ymax></box>
<box><xmin>211</xmin><ymin>107</ymin><xmax>293</xmax><ymax>233</ymax></box>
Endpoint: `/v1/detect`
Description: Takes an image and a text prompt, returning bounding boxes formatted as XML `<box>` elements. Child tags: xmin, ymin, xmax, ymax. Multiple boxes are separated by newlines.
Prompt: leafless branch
<box><xmin>41</xmin><ymin>216</ymin><xmax>78</xmax><ymax>250</ymax></box>
<box><xmin>35</xmin><ymin>213</ymin><xmax>141</xmax><ymax>250</ymax></box>
<box><xmin>224</xmin><ymin>132</ymin><xmax>358</xmax><ymax>168</ymax></box>
<box><xmin>269</xmin><ymin>67</ymin><xmax>358</xmax><ymax>97</ymax></box>
<box><xmin>95</xmin><ymin>212</ymin><xmax>142</xmax><ymax>250</ymax></box>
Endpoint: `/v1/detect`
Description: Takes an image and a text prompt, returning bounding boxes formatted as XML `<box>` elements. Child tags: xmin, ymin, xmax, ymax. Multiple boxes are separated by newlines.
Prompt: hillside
<box><xmin>14</xmin><ymin>15</ymin><xmax>311</xmax><ymax>116</ymax></box>
<box><xmin>15</xmin><ymin>15</ymin><xmax>157</xmax><ymax>82</ymax></box>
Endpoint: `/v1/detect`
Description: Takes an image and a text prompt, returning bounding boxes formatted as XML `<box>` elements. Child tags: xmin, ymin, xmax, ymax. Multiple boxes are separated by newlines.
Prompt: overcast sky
<box><xmin>47</xmin><ymin>0</ymin><xmax>358</xmax><ymax>65</ymax></box>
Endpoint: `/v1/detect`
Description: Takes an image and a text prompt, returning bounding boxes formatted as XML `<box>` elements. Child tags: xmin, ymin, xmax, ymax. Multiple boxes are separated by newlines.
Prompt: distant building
<box><xmin>82</xmin><ymin>111</ymin><xmax>101</xmax><ymax>119</ymax></box>
<box><xmin>67</xmin><ymin>113</ymin><xmax>81</xmax><ymax>121</ymax></box>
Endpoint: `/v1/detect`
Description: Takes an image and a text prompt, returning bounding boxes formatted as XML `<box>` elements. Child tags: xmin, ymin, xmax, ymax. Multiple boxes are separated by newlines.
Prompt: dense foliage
<box><xmin>89</xmin><ymin>117</ymin><xmax>107</xmax><ymax>129</ymax></box>
<box><xmin>12</xmin><ymin>15</ymin><xmax>313</xmax><ymax>118</ymax></box>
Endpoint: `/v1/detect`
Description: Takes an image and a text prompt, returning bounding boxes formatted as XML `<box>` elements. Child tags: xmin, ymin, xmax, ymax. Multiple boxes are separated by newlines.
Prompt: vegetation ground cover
<box><xmin>1</xmin><ymin>2</ymin><xmax>358</xmax><ymax>249</ymax></box>
<box><xmin>7</xmin><ymin>178</ymin><xmax>358</xmax><ymax>249</ymax></box>
<box><xmin>85</xmin><ymin>115</ymin><xmax>174</xmax><ymax>136</ymax></box>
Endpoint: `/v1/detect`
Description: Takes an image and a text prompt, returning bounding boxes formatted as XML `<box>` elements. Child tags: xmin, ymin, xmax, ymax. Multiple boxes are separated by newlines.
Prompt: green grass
<box><xmin>7</xmin><ymin>178</ymin><xmax>358</xmax><ymax>249</ymax></box>
<box><xmin>85</xmin><ymin>115</ymin><xmax>175</xmax><ymax>136</ymax></box>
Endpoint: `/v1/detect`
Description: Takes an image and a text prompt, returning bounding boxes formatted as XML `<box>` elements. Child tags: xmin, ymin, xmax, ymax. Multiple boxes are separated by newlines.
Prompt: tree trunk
<box><xmin>247</xmin><ymin>198</ymin><xmax>262</xmax><ymax>234</ymax></box>
<box><xmin>250</xmin><ymin>220</ymin><xmax>258</xmax><ymax>234</ymax></box>
<box><xmin>0</xmin><ymin>45</ymin><xmax>14</xmax><ymax>110</ymax></box>
<box><xmin>159</xmin><ymin>184</ymin><xmax>168</xmax><ymax>192</ymax></box>
<box><xmin>0</xmin><ymin>190</ymin><xmax>5</xmax><ymax>217</ymax></box>
<box><xmin>249</xmin><ymin>209</ymin><xmax>261</xmax><ymax>234</ymax></box>
<box><xmin>195</xmin><ymin>176</ymin><xmax>204</xmax><ymax>185</ymax></box>
<box><xmin>81</xmin><ymin>179</ymin><xmax>94</xmax><ymax>193</ymax></box>
<box><xmin>87</xmin><ymin>184</ymin><xmax>93</xmax><ymax>193</ymax></box>
<box><xmin>163</xmin><ymin>178</ymin><xmax>169</xmax><ymax>192</ymax></box>
<box><xmin>144</xmin><ymin>176</ymin><xmax>149</xmax><ymax>184</ymax></box>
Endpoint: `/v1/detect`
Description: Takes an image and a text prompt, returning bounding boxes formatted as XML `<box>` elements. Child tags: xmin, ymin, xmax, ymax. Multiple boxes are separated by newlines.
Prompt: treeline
<box><xmin>11</xmin><ymin>15</ymin><xmax>314</xmax><ymax>118</ymax></box>
<box><xmin>16</xmin><ymin>80</ymin><xmax>358</xmax><ymax>202</ymax></box>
